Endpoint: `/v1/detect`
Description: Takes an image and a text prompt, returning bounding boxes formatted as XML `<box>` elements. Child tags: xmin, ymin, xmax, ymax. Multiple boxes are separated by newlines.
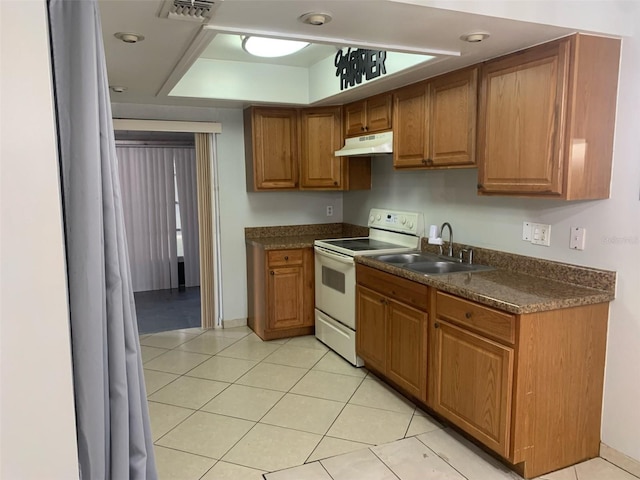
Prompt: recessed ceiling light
<box><xmin>114</xmin><ymin>32</ymin><xmax>145</xmax><ymax>44</ymax></box>
<box><xmin>110</xmin><ymin>85</ymin><xmax>128</xmax><ymax>93</ymax></box>
<box><xmin>241</xmin><ymin>36</ymin><xmax>309</xmax><ymax>58</ymax></box>
<box><xmin>298</xmin><ymin>12</ymin><xmax>332</xmax><ymax>26</ymax></box>
<box><xmin>460</xmin><ymin>32</ymin><xmax>490</xmax><ymax>43</ymax></box>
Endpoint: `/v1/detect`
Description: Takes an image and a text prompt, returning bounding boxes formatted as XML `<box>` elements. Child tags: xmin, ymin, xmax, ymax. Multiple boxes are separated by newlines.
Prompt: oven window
<box><xmin>322</xmin><ymin>266</ymin><xmax>345</xmax><ymax>294</ymax></box>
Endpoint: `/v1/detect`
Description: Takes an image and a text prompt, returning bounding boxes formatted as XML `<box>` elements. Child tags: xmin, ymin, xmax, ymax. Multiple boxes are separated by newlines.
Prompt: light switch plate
<box><xmin>531</xmin><ymin>223</ymin><xmax>551</xmax><ymax>246</ymax></box>
<box><xmin>522</xmin><ymin>222</ymin><xmax>532</xmax><ymax>241</ymax></box>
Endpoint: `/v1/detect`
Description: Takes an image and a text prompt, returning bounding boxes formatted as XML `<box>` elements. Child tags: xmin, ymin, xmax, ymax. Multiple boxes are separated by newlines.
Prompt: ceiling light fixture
<box><xmin>114</xmin><ymin>32</ymin><xmax>145</xmax><ymax>44</ymax></box>
<box><xmin>241</xmin><ymin>36</ymin><xmax>309</xmax><ymax>58</ymax></box>
<box><xmin>298</xmin><ymin>12</ymin><xmax>332</xmax><ymax>26</ymax></box>
<box><xmin>110</xmin><ymin>85</ymin><xmax>128</xmax><ymax>93</ymax></box>
<box><xmin>460</xmin><ymin>32</ymin><xmax>490</xmax><ymax>43</ymax></box>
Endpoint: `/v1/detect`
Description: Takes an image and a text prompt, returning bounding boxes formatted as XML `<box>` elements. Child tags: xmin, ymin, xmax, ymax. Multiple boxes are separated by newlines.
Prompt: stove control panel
<box><xmin>367</xmin><ymin>209</ymin><xmax>423</xmax><ymax>236</ymax></box>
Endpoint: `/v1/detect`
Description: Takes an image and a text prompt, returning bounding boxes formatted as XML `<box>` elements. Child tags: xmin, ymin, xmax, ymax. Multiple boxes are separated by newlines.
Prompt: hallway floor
<box><xmin>135</xmin><ymin>287</ymin><xmax>201</xmax><ymax>334</ymax></box>
<box><xmin>140</xmin><ymin>327</ymin><xmax>638</xmax><ymax>480</ymax></box>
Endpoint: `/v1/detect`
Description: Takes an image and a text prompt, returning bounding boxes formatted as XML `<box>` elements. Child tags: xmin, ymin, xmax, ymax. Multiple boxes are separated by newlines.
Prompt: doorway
<box><xmin>113</xmin><ymin>119</ymin><xmax>222</xmax><ymax>333</ymax></box>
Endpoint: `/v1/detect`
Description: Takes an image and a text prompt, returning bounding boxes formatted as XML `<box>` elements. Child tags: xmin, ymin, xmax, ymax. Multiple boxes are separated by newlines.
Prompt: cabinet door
<box><xmin>267</xmin><ymin>265</ymin><xmax>305</xmax><ymax>330</ymax></box>
<box><xmin>356</xmin><ymin>286</ymin><xmax>387</xmax><ymax>373</ymax></box>
<box><xmin>252</xmin><ymin>108</ymin><xmax>299</xmax><ymax>190</ymax></box>
<box><xmin>366</xmin><ymin>93</ymin><xmax>393</xmax><ymax>134</ymax></box>
<box><xmin>344</xmin><ymin>101</ymin><xmax>367</xmax><ymax>137</ymax></box>
<box><xmin>387</xmin><ymin>299</ymin><xmax>427</xmax><ymax>401</ymax></box>
<box><xmin>300</xmin><ymin>107</ymin><xmax>343</xmax><ymax>189</ymax></box>
<box><xmin>429</xmin><ymin>68</ymin><xmax>477</xmax><ymax>167</ymax></box>
<box><xmin>393</xmin><ymin>83</ymin><xmax>429</xmax><ymax>168</ymax></box>
<box><xmin>478</xmin><ymin>41</ymin><xmax>569</xmax><ymax>194</ymax></box>
<box><xmin>431</xmin><ymin>319</ymin><xmax>514</xmax><ymax>458</ymax></box>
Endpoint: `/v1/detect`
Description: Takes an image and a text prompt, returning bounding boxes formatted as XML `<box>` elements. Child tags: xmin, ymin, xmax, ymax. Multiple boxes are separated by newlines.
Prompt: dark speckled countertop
<box><xmin>245</xmin><ymin>223</ymin><xmax>368</xmax><ymax>250</ymax></box>
<box><xmin>245</xmin><ymin>223</ymin><xmax>616</xmax><ymax>315</ymax></box>
<box><xmin>356</xmin><ymin>256</ymin><xmax>615</xmax><ymax>314</ymax></box>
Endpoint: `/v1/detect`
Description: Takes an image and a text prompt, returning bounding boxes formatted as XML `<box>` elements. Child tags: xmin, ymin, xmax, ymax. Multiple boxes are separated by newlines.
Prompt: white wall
<box><xmin>112</xmin><ymin>103</ymin><xmax>343</xmax><ymax>322</ymax></box>
<box><xmin>344</xmin><ymin>24</ymin><xmax>640</xmax><ymax>463</ymax></box>
<box><xmin>0</xmin><ymin>1</ymin><xmax>79</xmax><ymax>478</ymax></box>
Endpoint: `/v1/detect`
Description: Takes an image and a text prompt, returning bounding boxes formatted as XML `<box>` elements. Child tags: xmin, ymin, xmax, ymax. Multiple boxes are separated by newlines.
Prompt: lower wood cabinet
<box><xmin>356</xmin><ymin>264</ymin><xmax>610</xmax><ymax>479</ymax></box>
<box><xmin>429</xmin><ymin>290</ymin><xmax>609</xmax><ymax>478</ymax></box>
<box><xmin>246</xmin><ymin>244</ymin><xmax>314</xmax><ymax>340</ymax></box>
<box><xmin>430</xmin><ymin>298</ymin><xmax>515</xmax><ymax>458</ymax></box>
<box><xmin>356</xmin><ymin>264</ymin><xmax>428</xmax><ymax>401</ymax></box>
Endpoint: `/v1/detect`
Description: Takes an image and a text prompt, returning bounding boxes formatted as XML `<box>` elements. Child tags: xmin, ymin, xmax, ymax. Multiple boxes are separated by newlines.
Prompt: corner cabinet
<box><xmin>393</xmin><ymin>67</ymin><xmax>477</xmax><ymax>169</ymax></box>
<box><xmin>356</xmin><ymin>264</ymin><xmax>428</xmax><ymax>401</ymax></box>
<box><xmin>477</xmin><ymin>34</ymin><xmax>621</xmax><ymax>199</ymax></box>
<box><xmin>246</xmin><ymin>244</ymin><xmax>314</xmax><ymax>340</ymax></box>
<box><xmin>245</xmin><ymin>106</ymin><xmax>371</xmax><ymax>192</ymax></box>
<box><xmin>344</xmin><ymin>93</ymin><xmax>392</xmax><ymax>137</ymax></box>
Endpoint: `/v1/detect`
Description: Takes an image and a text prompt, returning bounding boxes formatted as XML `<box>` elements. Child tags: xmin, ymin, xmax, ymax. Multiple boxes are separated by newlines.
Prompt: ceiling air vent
<box><xmin>159</xmin><ymin>0</ymin><xmax>221</xmax><ymax>23</ymax></box>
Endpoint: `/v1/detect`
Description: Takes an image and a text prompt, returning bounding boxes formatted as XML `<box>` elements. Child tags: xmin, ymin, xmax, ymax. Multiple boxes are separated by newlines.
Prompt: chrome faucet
<box><xmin>439</xmin><ymin>222</ymin><xmax>454</xmax><ymax>258</ymax></box>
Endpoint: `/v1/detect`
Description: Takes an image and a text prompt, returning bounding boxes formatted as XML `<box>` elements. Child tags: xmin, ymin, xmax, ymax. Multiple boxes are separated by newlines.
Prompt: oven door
<box><xmin>314</xmin><ymin>246</ymin><xmax>356</xmax><ymax>329</ymax></box>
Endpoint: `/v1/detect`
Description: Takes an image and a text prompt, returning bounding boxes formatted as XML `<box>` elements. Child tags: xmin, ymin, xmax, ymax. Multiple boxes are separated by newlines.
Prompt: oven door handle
<box><xmin>314</xmin><ymin>246</ymin><xmax>355</xmax><ymax>265</ymax></box>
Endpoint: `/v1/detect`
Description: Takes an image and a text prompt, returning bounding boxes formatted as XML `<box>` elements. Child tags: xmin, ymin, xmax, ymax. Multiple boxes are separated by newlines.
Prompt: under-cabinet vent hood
<box><xmin>335</xmin><ymin>131</ymin><xmax>393</xmax><ymax>157</ymax></box>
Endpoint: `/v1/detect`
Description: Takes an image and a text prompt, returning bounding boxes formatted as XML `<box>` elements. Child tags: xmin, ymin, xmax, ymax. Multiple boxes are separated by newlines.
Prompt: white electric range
<box><xmin>314</xmin><ymin>208</ymin><xmax>423</xmax><ymax>366</ymax></box>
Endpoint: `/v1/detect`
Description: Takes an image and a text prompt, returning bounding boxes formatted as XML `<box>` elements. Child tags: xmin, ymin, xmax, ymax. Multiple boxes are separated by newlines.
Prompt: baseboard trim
<box><xmin>222</xmin><ymin>317</ymin><xmax>247</xmax><ymax>329</ymax></box>
<box><xmin>600</xmin><ymin>443</ymin><xmax>640</xmax><ymax>478</ymax></box>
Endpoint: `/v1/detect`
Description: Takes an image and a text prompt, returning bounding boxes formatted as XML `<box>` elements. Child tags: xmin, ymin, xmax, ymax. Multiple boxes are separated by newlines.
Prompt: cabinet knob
<box><xmin>434</xmin><ymin>322</ymin><xmax>440</xmax><ymax>329</ymax></box>
<box><xmin>477</xmin><ymin>184</ymin><xmax>484</xmax><ymax>189</ymax></box>
<box><xmin>426</xmin><ymin>158</ymin><xmax>433</xmax><ymax>166</ymax></box>
<box><xmin>421</xmin><ymin>159</ymin><xmax>427</xmax><ymax>164</ymax></box>
<box><xmin>465</xmin><ymin>312</ymin><xmax>472</xmax><ymax>319</ymax></box>
<box><xmin>361</xmin><ymin>126</ymin><xmax>366</xmax><ymax>131</ymax></box>
<box><xmin>333</xmin><ymin>181</ymin><xmax>338</xmax><ymax>186</ymax></box>
<box><xmin>270</xmin><ymin>271</ymin><xmax>274</xmax><ymax>275</ymax></box>
<box><xmin>284</xmin><ymin>256</ymin><xmax>289</xmax><ymax>261</ymax></box>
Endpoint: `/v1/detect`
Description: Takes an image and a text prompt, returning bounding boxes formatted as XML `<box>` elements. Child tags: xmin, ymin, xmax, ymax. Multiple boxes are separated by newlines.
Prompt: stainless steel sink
<box><xmin>368</xmin><ymin>252</ymin><xmax>494</xmax><ymax>276</ymax></box>
<box><xmin>406</xmin><ymin>261</ymin><xmax>493</xmax><ymax>275</ymax></box>
<box><xmin>369</xmin><ymin>252</ymin><xmax>441</xmax><ymax>264</ymax></box>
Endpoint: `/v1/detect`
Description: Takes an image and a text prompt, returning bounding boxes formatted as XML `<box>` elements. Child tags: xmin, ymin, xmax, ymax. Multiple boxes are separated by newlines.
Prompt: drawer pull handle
<box><xmin>270</xmin><ymin>271</ymin><xmax>274</xmax><ymax>275</ymax></box>
<box><xmin>284</xmin><ymin>256</ymin><xmax>289</xmax><ymax>260</ymax></box>
<box><xmin>434</xmin><ymin>322</ymin><xmax>440</xmax><ymax>329</ymax></box>
<box><xmin>465</xmin><ymin>312</ymin><xmax>472</xmax><ymax>319</ymax></box>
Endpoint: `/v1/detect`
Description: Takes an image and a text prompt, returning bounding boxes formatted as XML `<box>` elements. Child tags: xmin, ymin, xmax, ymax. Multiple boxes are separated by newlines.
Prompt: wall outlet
<box><xmin>326</xmin><ymin>205</ymin><xmax>333</xmax><ymax>217</ymax></box>
<box><xmin>570</xmin><ymin>226</ymin><xmax>586</xmax><ymax>250</ymax></box>
<box><xmin>531</xmin><ymin>223</ymin><xmax>551</xmax><ymax>246</ymax></box>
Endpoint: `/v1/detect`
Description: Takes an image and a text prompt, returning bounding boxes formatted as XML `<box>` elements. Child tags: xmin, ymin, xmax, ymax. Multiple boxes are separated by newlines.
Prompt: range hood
<box><xmin>335</xmin><ymin>131</ymin><xmax>393</xmax><ymax>157</ymax></box>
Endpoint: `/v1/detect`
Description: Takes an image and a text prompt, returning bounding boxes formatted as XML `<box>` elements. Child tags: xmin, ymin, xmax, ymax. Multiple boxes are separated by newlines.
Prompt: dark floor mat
<box><xmin>134</xmin><ymin>287</ymin><xmax>201</xmax><ymax>334</ymax></box>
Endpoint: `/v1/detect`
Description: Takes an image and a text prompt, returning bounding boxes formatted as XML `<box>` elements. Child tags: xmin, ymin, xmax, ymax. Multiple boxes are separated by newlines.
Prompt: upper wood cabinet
<box><xmin>300</xmin><ymin>106</ymin><xmax>343</xmax><ymax>190</ymax></box>
<box><xmin>245</xmin><ymin>106</ymin><xmax>371</xmax><ymax>192</ymax></box>
<box><xmin>344</xmin><ymin>92</ymin><xmax>392</xmax><ymax>137</ymax></box>
<box><xmin>393</xmin><ymin>67</ymin><xmax>478</xmax><ymax>169</ymax></box>
<box><xmin>477</xmin><ymin>34</ymin><xmax>621</xmax><ymax>199</ymax></box>
<box><xmin>244</xmin><ymin>107</ymin><xmax>299</xmax><ymax>191</ymax></box>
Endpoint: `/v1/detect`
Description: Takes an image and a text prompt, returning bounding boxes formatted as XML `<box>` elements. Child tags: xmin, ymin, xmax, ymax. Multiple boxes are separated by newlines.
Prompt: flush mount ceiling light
<box><xmin>241</xmin><ymin>36</ymin><xmax>309</xmax><ymax>58</ymax></box>
<box><xmin>114</xmin><ymin>32</ymin><xmax>145</xmax><ymax>44</ymax></box>
<box><xmin>110</xmin><ymin>85</ymin><xmax>128</xmax><ymax>93</ymax></box>
<box><xmin>298</xmin><ymin>12</ymin><xmax>332</xmax><ymax>26</ymax></box>
<box><xmin>460</xmin><ymin>32</ymin><xmax>490</xmax><ymax>43</ymax></box>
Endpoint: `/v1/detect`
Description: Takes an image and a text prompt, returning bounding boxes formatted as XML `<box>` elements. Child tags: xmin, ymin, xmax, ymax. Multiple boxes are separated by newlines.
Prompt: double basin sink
<box><xmin>369</xmin><ymin>251</ymin><xmax>494</xmax><ymax>276</ymax></box>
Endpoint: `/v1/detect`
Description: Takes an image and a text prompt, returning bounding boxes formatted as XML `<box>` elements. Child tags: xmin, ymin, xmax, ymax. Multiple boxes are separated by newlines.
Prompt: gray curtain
<box><xmin>48</xmin><ymin>1</ymin><xmax>157</xmax><ymax>479</ymax></box>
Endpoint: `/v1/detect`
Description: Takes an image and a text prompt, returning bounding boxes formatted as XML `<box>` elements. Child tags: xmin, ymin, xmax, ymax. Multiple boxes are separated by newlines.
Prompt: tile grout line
<box><xmin>302</xmin><ymin>367</ymin><xmax>368</xmax><ymax>465</ymax></box>
<box><xmin>368</xmin><ymin>446</ymin><xmax>403</xmax><ymax>480</ymax></box>
<box><xmin>415</xmin><ymin>431</ymin><xmax>471</xmax><ymax>480</ymax></box>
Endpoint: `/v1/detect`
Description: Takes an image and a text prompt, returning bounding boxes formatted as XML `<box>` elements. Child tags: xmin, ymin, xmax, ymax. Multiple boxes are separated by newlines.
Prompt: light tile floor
<box><xmin>141</xmin><ymin>327</ymin><xmax>639</xmax><ymax>480</ymax></box>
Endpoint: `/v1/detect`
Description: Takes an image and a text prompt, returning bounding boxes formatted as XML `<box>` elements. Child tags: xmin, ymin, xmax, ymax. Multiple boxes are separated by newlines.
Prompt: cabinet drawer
<box><xmin>357</xmin><ymin>264</ymin><xmax>428</xmax><ymax>312</ymax></box>
<box><xmin>267</xmin><ymin>249</ymin><xmax>304</xmax><ymax>267</ymax></box>
<box><xmin>435</xmin><ymin>291</ymin><xmax>515</xmax><ymax>345</ymax></box>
